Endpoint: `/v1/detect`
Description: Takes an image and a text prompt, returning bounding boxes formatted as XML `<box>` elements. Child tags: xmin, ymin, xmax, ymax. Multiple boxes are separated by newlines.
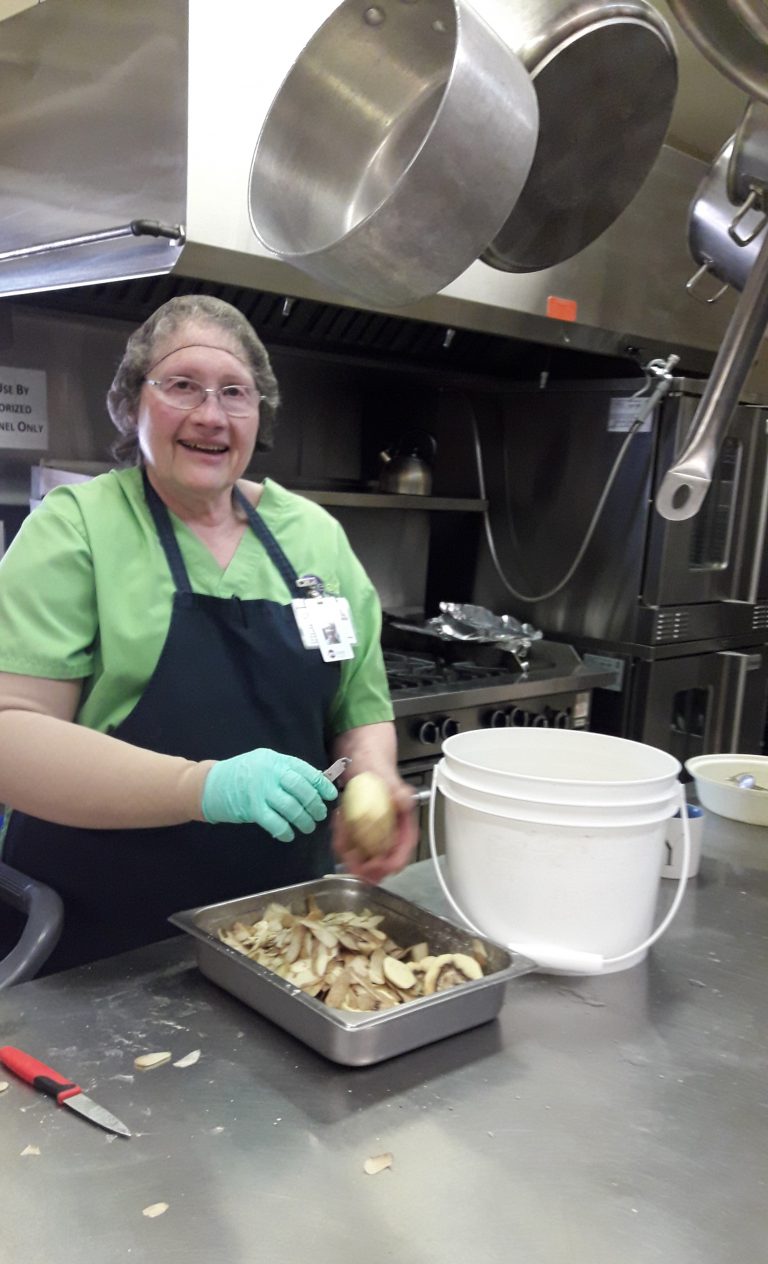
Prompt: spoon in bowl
<box><xmin>728</xmin><ymin>772</ymin><xmax>768</xmax><ymax>791</ymax></box>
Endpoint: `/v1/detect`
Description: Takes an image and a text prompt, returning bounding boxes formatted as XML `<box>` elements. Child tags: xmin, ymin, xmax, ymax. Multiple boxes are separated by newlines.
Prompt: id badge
<box><xmin>291</xmin><ymin>598</ymin><xmax>319</xmax><ymax>649</ymax></box>
<box><xmin>308</xmin><ymin>597</ymin><xmax>354</xmax><ymax>662</ymax></box>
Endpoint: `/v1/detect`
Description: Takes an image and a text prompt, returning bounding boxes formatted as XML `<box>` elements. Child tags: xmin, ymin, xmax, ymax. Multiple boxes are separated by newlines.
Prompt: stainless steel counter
<box><xmin>0</xmin><ymin>812</ymin><xmax>766</xmax><ymax>1264</ymax></box>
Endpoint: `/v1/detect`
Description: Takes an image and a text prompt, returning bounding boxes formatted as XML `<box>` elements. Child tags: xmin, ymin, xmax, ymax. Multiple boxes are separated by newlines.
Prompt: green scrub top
<box><xmin>0</xmin><ymin>467</ymin><xmax>393</xmax><ymax>737</ymax></box>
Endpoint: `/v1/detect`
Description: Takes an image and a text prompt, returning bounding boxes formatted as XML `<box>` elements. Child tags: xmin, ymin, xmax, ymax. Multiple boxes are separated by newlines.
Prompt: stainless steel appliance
<box><xmin>581</xmin><ymin>642</ymin><xmax>768</xmax><ymax>767</ymax></box>
<box><xmin>477</xmin><ymin>376</ymin><xmax>768</xmax><ymax>760</ymax></box>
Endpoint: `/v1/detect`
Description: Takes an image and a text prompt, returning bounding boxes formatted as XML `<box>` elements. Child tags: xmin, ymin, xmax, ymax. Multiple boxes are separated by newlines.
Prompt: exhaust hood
<box><xmin>0</xmin><ymin>0</ymin><xmax>752</xmax><ymax>372</ymax></box>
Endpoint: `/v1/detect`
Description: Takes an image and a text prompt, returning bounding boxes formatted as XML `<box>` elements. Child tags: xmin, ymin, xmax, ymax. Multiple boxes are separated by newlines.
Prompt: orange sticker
<box><xmin>546</xmin><ymin>295</ymin><xmax>578</xmax><ymax>322</ymax></box>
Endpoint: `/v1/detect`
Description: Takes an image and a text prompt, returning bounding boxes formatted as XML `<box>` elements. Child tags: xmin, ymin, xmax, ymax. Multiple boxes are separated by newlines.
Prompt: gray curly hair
<box><xmin>107</xmin><ymin>295</ymin><xmax>279</xmax><ymax>465</ymax></box>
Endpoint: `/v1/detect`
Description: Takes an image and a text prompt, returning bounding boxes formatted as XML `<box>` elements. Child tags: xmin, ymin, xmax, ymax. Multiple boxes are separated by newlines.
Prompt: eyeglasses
<box><xmin>144</xmin><ymin>376</ymin><xmax>260</xmax><ymax>417</ymax></box>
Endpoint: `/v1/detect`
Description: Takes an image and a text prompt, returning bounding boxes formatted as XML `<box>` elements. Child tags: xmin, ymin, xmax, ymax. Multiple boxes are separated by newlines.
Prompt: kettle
<box><xmin>378</xmin><ymin>432</ymin><xmax>437</xmax><ymax>496</ymax></box>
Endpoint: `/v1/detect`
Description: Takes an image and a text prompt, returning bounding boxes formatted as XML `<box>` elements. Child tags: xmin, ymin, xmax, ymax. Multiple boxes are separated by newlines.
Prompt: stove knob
<box><xmin>414</xmin><ymin>719</ymin><xmax>440</xmax><ymax>746</ymax></box>
<box><xmin>532</xmin><ymin>713</ymin><xmax>549</xmax><ymax>727</ymax></box>
<box><xmin>440</xmin><ymin>717</ymin><xmax>460</xmax><ymax>739</ymax></box>
<box><xmin>484</xmin><ymin>709</ymin><xmax>508</xmax><ymax>729</ymax></box>
<box><xmin>553</xmin><ymin>710</ymin><xmax>570</xmax><ymax>729</ymax></box>
<box><xmin>508</xmin><ymin>707</ymin><xmax>530</xmax><ymax>727</ymax></box>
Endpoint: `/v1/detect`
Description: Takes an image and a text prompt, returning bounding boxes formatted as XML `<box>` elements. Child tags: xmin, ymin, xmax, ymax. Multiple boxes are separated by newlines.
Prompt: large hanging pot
<box><xmin>478</xmin><ymin>0</ymin><xmax>678</xmax><ymax>273</ymax></box>
<box><xmin>247</xmin><ymin>0</ymin><xmax>539</xmax><ymax>309</ymax></box>
<box><xmin>667</xmin><ymin>0</ymin><xmax>768</xmax><ymax>104</ymax></box>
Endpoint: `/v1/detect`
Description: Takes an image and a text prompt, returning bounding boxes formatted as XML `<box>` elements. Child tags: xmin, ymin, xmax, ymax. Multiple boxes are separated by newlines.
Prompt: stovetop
<box><xmin>383</xmin><ymin>640</ymin><xmax>617</xmax><ymax>716</ymax></box>
<box><xmin>383</xmin><ymin>650</ymin><xmax>522</xmax><ymax>695</ymax></box>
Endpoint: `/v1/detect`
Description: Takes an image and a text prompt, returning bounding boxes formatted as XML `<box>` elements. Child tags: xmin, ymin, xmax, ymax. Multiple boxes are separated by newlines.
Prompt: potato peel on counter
<box><xmin>173</xmin><ymin>1049</ymin><xmax>201</xmax><ymax>1068</ymax></box>
<box><xmin>364</xmin><ymin>1152</ymin><xmax>393</xmax><ymax>1175</ymax></box>
<box><xmin>142</xmin><ymin>1202</ymin><xmax>169</xmax><ymax>1219</ymax></box>
<box><xmin>134</xmin><ymin>1052</ymin><xmax>172</xmax><ymax>1070</ymax></box>
<box><xmin>217</xmin><ymin>897</ymin><xmax>488</xmax><ymax>1012</ymax></box>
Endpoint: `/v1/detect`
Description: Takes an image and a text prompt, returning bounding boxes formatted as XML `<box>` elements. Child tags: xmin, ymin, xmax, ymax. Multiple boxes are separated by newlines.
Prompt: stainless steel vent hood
<box><xmin>0</xmin><ymin>0</ymin><xmax>749</xmax><ymax>366</ymax></box>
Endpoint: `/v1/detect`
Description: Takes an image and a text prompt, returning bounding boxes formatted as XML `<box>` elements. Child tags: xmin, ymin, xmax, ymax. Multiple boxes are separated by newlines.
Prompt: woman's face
<box><xmin>135</xmin><ymin>323</ymin><xmax>260</xmax><ymax>503</ymax></box>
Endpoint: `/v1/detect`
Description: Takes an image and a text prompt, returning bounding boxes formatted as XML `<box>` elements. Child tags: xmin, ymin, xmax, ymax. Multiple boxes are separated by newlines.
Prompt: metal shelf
<box><xmin>294</xmin><ymin>489</ymin><xmax>488</xmax><ymax>511</ymax></box>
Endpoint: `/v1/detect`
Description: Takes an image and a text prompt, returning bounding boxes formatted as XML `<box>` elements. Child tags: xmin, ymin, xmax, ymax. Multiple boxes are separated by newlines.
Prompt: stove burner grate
<box><xmin>383</xmin><ymin>650</ymin><xmax>521</xmax><ymax>694</ymax></box>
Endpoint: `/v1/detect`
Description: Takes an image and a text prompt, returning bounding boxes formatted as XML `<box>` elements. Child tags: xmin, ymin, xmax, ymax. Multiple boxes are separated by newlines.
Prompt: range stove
<box><xmin>386</xmin><ymin>639</ymin><xmax>615</xmax><ymax>765</ymax></box>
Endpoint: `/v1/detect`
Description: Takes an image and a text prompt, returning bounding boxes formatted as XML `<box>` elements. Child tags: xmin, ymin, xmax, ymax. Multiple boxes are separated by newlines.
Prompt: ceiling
<box><xmin>650</xmin><ymin>1</ymin><xmax>752</xmax><ymax>162</ymax></box>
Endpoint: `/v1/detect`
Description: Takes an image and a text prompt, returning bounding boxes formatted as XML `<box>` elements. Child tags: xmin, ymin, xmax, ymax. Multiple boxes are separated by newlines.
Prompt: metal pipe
<box><xmin>655</xmin><ymin>228</ymin><xmax>768</xmax><ymax>522</ymax></box>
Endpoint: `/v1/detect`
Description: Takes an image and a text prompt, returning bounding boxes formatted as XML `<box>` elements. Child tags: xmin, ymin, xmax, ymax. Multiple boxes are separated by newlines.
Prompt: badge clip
<box><xmin>296</xmin><ymin>574</ymin><xmax>325</xmax><ymax>599</ymax></box>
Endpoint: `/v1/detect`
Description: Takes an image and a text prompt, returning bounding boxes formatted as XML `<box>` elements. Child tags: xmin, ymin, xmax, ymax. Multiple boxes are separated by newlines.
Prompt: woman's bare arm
<box><xmin>0</xmin><ymin>673</ymin><xmax>211</xmax><ymax>828</ymax></box>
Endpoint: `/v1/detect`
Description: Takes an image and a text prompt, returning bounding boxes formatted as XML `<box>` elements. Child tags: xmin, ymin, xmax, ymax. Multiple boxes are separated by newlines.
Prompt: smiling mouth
<box><xmin>178</xmin><ymin>439</ymin><xmax>229</xmax><ymax>454</ymax></box>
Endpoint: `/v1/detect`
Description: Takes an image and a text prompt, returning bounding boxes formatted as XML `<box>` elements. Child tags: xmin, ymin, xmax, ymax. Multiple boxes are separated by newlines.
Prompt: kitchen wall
<box><xmin>3</xmin><ymin>283</ymin><xmax>738</xmax><ymax>626</ymax></box>
<box><xmin>0</xmin><ymin>300</ymin><xmax>443</xmax><ymax>612</ymax></box>
<box><xmin>0</xmin><ymin>304</ymin><xmax>127</xmax><ymax>506</ymax></box>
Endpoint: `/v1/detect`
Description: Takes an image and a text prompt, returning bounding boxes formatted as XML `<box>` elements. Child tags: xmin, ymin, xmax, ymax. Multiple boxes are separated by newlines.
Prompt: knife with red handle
<box><xmin>0</xmin><ymin>1045</ymin><xmax>131</xmax><ymax>1137</ymax></box>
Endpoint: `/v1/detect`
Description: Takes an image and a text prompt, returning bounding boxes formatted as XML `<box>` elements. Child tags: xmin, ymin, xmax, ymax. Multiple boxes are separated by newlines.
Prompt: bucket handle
<box><xmin>427</xmin><ymin>763</ymin><xmax>691</xmax><ymax>975</ymax></box>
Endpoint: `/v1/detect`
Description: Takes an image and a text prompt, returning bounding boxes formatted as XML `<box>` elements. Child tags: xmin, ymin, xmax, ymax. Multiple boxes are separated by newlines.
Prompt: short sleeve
<box><xmin>0</xmin><ymin>492</ymin><xmax>98</xmax><ymax>679</ymax></box>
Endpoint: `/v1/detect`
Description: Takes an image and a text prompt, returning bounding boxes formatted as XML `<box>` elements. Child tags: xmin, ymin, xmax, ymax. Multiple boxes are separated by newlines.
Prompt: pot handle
<box><xmin>685</xmin><ymin>262</ymin><xmax>730</xmax><ymax>305</ymax></box>
<box><xmin>657</xmin><ymin>226</ymin><xmax>768</xmax><ymax>521</ymax></box>
<box><xmin>728</xmin><ymin>192</ymin><xmax>768</xmax><ymax>247</ymax></box>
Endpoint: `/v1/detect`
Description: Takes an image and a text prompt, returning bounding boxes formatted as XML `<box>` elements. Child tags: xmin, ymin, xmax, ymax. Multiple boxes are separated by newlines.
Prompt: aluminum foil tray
<box><xmin>170</xmin><ymin>876</ymin><xmax>535</xmax><ymax>1066</ymax></box>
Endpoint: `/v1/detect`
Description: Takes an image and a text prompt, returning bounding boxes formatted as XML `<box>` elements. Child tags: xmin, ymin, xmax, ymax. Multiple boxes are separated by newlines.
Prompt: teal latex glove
<box><xmin>201</xmin><ymin>748</ymin><xmax>338</xmax><ymax>842</ymax></box>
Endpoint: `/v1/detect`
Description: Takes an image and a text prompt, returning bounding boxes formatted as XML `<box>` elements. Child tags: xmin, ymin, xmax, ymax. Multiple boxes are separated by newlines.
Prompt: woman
<box><xmin>0</xmin><ymin>295</ymin><xmax>417</xmax><ymax>973</ymax></box>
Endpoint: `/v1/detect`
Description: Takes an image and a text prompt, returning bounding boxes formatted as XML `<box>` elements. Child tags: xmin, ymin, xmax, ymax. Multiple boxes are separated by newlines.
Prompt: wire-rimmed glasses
<box><xmin>145</xmin><ymin>376</ymin><xmax>260</xmax><ymax>417</ymax></box>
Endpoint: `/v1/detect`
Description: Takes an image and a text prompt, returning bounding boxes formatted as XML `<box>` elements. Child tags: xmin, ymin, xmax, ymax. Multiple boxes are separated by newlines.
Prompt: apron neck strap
<box><xmin>142</xmin><ymin>471</ymin><xmax>302</xmax><ymax>595</ymax></box>
<box><xmin>232</xmin><ymin>484</ymin><xmax>301</xmax><ymax>593</ymax></box>
<box><xmin>142</xmin><ymin>469</ymin><xmax>192</xmax><ymax>593</ymax></box>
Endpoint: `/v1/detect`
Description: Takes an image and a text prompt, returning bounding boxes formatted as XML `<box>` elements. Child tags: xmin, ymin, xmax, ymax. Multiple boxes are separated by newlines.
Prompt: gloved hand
<box><xmin>201</xmin><ymin>748</ymin><xmax>338</xmax><ymax>841</ymax></box>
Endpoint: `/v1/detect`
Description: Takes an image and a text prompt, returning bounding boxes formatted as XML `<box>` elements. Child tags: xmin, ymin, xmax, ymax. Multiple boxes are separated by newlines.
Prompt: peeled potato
<box><xmin>341</xmin><ymin>772</ymin><xmax>396</xmax><ymax>858</ymax></box>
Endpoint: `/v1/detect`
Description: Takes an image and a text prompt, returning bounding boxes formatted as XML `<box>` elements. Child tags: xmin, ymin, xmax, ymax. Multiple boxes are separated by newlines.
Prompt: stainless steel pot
<box><xmin>667</xmin><ymin>0</ymin><xmax>768</xmax><ymax>104</ymax></box>
<box><xmin>478</xmin><ymin>0</ymin><xmax>678</xmax><ymax>272</ymax></box>
<box><xmin>687</xmin><ymin>137</ymin><xmax>768</xmax><ymax>300</ymax></box>
<box><xmin>248</xmin><ymin>0</ymin><xmax>539</xmax><ymax>309</ymax></box>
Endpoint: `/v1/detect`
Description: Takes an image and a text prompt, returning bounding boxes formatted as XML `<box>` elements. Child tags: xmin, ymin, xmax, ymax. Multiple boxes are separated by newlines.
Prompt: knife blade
<box><xmin>0</xmin><ymin>1045</ymin><xmax>131</xmax><ymax>1137</ymax></box>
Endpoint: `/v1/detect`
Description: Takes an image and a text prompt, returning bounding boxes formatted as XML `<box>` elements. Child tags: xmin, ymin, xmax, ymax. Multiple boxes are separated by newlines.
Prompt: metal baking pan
<box><xmin>170</xmin><ymin>876</ymin><xmax>536</xmax><ymax>1066</ymax></box>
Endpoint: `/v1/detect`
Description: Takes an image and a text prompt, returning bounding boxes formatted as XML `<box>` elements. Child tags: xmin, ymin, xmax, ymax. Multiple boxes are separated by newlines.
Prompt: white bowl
<box><xmin>685</xmin><ymin>755</ymin><xmax>768</xmax><ymax>826</ymax></box>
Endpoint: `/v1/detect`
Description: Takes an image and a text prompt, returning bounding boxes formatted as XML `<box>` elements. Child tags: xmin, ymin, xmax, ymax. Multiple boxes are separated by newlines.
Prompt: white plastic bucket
<box><xmin>439</xmin><ymin>762</ymin><xmax>680</xmax><ymax>826</ymax></box>
<box><xmin>442</xmin><ymin>727</ymin><xmax>681</xmax><ymax>805</ymax></box>
<box><xmin>429</xmin><ymin>733</ymin><xmax>691</xmax><ymax>976</ymax></box>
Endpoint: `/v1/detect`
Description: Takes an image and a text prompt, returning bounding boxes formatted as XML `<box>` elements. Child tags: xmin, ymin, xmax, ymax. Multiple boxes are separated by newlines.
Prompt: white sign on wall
<box><xmin>607</xmin><ymin>396</ymin><xmax>653</xmax><ymax>434</ymax></box>
<box><xmin>0</xmin><ymin>366</ymin><xmax>48</xmax><ymax>450</ymax></box>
